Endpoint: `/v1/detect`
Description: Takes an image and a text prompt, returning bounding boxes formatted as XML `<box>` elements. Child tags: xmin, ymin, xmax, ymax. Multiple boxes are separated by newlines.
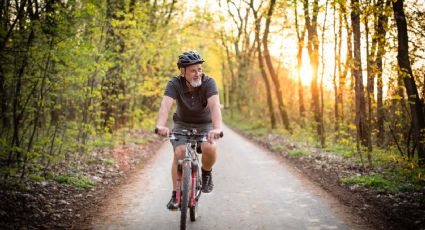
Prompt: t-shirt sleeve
<box><xmin>206</xmin><ymin>78</ymin><xmax>218</xmax><ymax>98</ymax></box>
<box><xmin>164</xmin><ymin>80</ymin><xmax>177</xmax><ymax>99</ymax></box>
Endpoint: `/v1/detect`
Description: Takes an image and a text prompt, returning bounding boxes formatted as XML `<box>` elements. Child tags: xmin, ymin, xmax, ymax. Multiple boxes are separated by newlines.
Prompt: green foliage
<box><xmin>29</xmin><ymin>175</ymin><xmax>45</xmax><ymax>182</ymax></box>
<box><xmin>287</xmin><ymin>149</ymin><xmax>312</xmax><ymax>157</ymax></box>
<box><xmin>271</xmin><ymin>145</ymin><xmax>286</xmax><ymax>152</ymax></box>
<box><xmin>398</xmin><ymin>167</ymin><xmax>425</xmax><ymax>186</ymax></box>
<box><xmin>54</xmin><ymin>174</ymin><xmax>96</xmax><ymax>189</ymax></box>
<box><xmin>287</xmin><ymin>125</ymin><xmax>316</xmax><ymax>146</ymax></box>
<box><xmin>0</xmin><ymin>0</ymin><xmax>190</xmax><ymax>182</ymax></box>
<box><xmin>324</xmin><ymin>144</ymin><xmax>354</xmax><ymax>158</ymax></box>
<box><xmin>102</xmin><ymin>158</ymin><xmax>115</xmax><ymax>166</ymax></box>
<box><xmin>129</xmin><ymin>138</ymin><xmax>153</xmax><ymax>145</ymax></box>
<box><xmin>91</xmin><ymin>133</ymin><xmax>114</xmax><ymax>149</ymax></box>
<box><xmin>223</xmin><ymin>111</ymin><xmax>268</xmax><ymax>136</ymax></box>
<box><xmin>342</xmin><ymin>175</ymin><xmax>398</xmax><ymax>192</ymax></box>
<box><xmin>420</xmin><ymin>195</ymin><xmax>425</xmax><ymax>206</ymax></box>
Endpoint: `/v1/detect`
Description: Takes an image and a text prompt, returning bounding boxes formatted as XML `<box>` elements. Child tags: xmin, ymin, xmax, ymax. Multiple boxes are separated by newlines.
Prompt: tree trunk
<box><xmin>263</xmin><ymin>0</ymin><xmax>291</xmax><ymax>131</ymax></box>
<box><xmin>7</xmin><ymin>10</ymin><xmax>36</xmax><ymax>178</ymax></box>
<box><xmin>303</xmin><ymin>0</ymin><xmax>323</xmax><ymax>143</ymax></box>
<box><xmin>221</xmin><ymin>33</ymin><xmax>237</xmax><ymax>118</ymax></box>
<box><xmin>320</xmin><ymin>0</ymin><xmax>329</xmax><ymax>147</ymax></box>
<box><xmin>333</xmin><ymin>0</ymin><xmax>340</xmax><ymax>141</ymax></box>
<box><xmin>101</xmin><ymin>0</ymin><xmax>126</xmax><ymax>132</ymax></box>
<box><xmin>365</xmin><ymin>0</ymin><xmax>375</xmax><ymax>153</ymax></box>
<box><xmin>340</xmin><ymin>0</ymin><xmax>351</xmax><ymax>123</ymax></box>
<box><xmin>351</xmin><ymin>0</ymin><xmax>368</xmax><ymax>166</ymax></box>
<box><xmin>392</xmin><ymin>0</ymin><xmax>425</xmax><ymax>165</ymax></box>
<box><xmin>0</xmin><ymin>0</ymin><xmax>7</xmax><ymax>129</ymax></box>
<box><xmin>250</xmin><ymin>0</ymin><xmax>276</xmax><ymax>129</ymax></box>
<box><xmin>376</xmin><ymin>0</ymin><xmax>390</xmax><ymax>146</ymax></box>
<box><xmin>0</xmin><ymin>59</ymin><xmax>6</xmax><ymax>132</ymax></box>
<box><xmin>221</xmin><ymin>61</ymin><xmax>229</xmax><ymax>109</ymax></box>
<box><xmin>21</xmin><ymin>36</ymin><xmax>54</xmax><ymax>179</ymax></box>
<box><xmin>294</xmin><ymin>0</ymin><xmax>306</xmax><ymax>123</ymax></box>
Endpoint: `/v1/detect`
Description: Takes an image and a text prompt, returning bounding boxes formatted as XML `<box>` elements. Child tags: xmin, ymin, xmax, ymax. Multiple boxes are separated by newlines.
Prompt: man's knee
<box><xmin>201</xmin><ymin>142</ymin><xmax>216</xmax><ymax>155</ymax></box>
<box><xmin>174</xmin><ymin>145</ymin><xmax>185</xmax><ymax>160</ymax></box>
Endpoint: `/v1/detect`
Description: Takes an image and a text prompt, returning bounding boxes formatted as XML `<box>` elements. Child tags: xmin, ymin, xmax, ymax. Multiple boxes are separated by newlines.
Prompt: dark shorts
<box><xmin>171</xmin><ymin>121</ymin><xmax>213</xmax><ymax>150</ymax></box>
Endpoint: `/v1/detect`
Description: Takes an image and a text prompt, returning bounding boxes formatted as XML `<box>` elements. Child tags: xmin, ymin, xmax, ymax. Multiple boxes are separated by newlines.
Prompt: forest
<box><xmin>0</xmin><ymin>0</ymin><xmax>424</xmax><ymax>228</ymax></box>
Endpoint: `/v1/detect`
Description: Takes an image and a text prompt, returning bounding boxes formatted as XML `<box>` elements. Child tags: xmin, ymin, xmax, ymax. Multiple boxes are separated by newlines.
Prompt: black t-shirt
<box><xmin>164</xmin><ymin>74</ymin><xmax>218</xmax><ymax>124</ymax></box>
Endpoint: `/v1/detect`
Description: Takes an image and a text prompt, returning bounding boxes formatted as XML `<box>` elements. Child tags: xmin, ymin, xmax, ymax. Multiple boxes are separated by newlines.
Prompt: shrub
<box><xmin>342</xmin><ymin>175</ymin><xmax>397</xmax><ymax>192</ymax></box>
<box><xmin>287</xmin><ymin>149</ymin><xmax>311</xmax><ymax>157</ymax></box>
<box><xmin>54</xmin><ymin>174</ymin><xmax>96</xmax><ymax>189</ymax></box>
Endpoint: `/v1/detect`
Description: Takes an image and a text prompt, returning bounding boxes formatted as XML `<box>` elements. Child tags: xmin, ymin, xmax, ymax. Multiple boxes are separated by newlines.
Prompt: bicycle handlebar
<box><xmin>154</xmin><ymin>128</ymin><xmax>224</xmax><ymax>138</ymax></box>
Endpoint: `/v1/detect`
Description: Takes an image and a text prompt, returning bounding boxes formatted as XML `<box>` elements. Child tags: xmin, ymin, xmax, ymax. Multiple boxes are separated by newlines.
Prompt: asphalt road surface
<box><xmin>92</xmin><ymin>125</ymin><xmax>354</xmax><ymax>230</ymax></box>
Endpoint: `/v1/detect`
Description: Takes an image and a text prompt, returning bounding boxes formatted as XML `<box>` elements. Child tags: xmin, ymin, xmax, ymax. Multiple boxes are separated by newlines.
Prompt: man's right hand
<box><xmin>155</xmin><ymin>126</ymin><xmax>170</xmax><ymax>137</ymax></box>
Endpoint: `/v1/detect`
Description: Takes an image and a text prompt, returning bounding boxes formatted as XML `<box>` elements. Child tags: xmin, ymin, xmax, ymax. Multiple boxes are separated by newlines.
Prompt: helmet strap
<box><xmin>181</xmin><ymin>68</ymin><xmax>191</xmax><ymax>86</ymax></box>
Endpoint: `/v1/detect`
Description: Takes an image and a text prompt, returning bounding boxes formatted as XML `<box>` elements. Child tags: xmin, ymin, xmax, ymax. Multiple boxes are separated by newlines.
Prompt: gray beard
<box><xmin>190</xmin><ymin>78</ymin><xmax>202</xmax><ymax>87</ymax></box>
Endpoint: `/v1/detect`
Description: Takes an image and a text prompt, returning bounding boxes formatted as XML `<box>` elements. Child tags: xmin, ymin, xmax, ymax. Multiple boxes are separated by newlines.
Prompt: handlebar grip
<box><xmin>220</xmin><ymin>132</ymin><xmax>224</xmax><ymax>138</ymax></box>
<box><xmin>154</xmin><ymin>128</ymin><xmax>158</xmax><ymax>134</ymax></box>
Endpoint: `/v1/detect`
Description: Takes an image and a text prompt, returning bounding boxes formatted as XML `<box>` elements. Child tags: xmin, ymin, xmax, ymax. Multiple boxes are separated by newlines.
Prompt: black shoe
<box><xmin>201</xmin><ymin>169</ymin><xmax>214</xmax><ymax>193</ymax></box>
<box><xmin>167</xmin><ymin>191</ymin><xmax>178</xmax><ymax>210</ymax></box>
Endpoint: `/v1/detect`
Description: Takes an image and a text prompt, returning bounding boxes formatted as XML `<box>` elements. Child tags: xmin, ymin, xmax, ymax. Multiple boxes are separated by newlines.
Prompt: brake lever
<box><xmin>169</xmin><ymin>133</ymin><xmax>178</xmax><ymax>141</ymax></box>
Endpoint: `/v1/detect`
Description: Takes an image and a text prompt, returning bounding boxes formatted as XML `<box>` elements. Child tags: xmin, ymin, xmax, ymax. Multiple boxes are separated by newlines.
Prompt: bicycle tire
<box><xmin>190</xmin><ymin>173</ymin><xmax>201</xmax><ymax>221</ymax></box>
<box><xmin>180</xmin><ymin>164</ymin><xmax>191</xmax><ymax>230</ymax></box>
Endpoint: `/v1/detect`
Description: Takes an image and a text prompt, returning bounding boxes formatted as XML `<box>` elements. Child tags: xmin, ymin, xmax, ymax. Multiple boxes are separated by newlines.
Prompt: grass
<box><xmin>342</xmin><ymin>175</ymin><xmax>398</xmax><ymax>192</ymax></box>
<box><xmin>102</xmin><ymin>158</ymin><xmax>115</xmax><ymax>165</ymax></box>
<box><xmin>29</xmin><ymin>174</ymin><xmax>45</xmax><ymax>182</ymax></box>
<box><xmin>287</xmin><ymin>149</ymin><xmax>311</xmax><ymax>157</ymax></box>
<box><xmin>399</xmin><ymin>167</ymin><xmax>425</xmax><ymax>186</ymax></box>
<box><xmin>91</xmin><ymin>135</ymin><xmax>114</xmax><ymax>149</ymax></box>
<box><xmin>129</xmin><ymin>138</ymin><xmax>153</xmax><ymax>145</ymax></box>
<box><xmin>271</xmin><ymin>144</ymin><xmax>286</xmax><ymax>152</ymax></box>
<box><xmin>224</xmin><ymin>111</ymin><xmax>425</xmax><ymax>194</ymax></box>
<box><xmin>340</xmin><ymin>174</ymin><xmax>420</xmax><ymax>193</ymax></box>
<box><xmin>324</xmin><ymin>144</ymin><xmax>355</xmax><ymax>158</ymax></box>
<box><xmin>53</xmin><ymin>173</ymin><xmax>96</xmax><ymax>189</ymax></box>
<box><xmin>223</xmin><ymin>112</ymin><xmax>269</xmax><ymax>136</ymax></box>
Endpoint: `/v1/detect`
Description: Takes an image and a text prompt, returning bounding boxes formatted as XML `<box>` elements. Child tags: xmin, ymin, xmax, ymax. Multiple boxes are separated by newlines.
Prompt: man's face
<box><xmin>181</xmin><ymin>64</ymin><xmax>202</xmax><ymax>87</ymax></box>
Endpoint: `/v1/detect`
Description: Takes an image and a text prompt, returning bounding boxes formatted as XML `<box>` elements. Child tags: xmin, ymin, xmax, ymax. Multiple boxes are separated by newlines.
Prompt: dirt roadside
<box><xmin>1</xmin><ymin>128</ymin><xmax>424</xmax><ymax>229</ymax></box>
<box><xmin>233</xmin><ymin>128</ymin><xmax>425</xmax><ymax>230</ymax></box>
<box><xmin>0</xmin><ymin>130</ymin><xmax>163</xmax><ymax>230</ymax></box>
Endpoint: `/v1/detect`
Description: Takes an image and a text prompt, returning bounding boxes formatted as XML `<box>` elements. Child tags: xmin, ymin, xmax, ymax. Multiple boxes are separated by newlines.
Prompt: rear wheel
<box><xmin>180</xmin><ymin>164</ymin><xmax>190</xmax><ymax>230</ymax></box>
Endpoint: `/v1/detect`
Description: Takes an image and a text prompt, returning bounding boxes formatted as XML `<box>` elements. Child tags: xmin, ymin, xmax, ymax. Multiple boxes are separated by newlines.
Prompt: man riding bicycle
<box><xmin>155</xmin><ymin>51</ymin><xmax>223</xmax><ymax>210</ymax></box>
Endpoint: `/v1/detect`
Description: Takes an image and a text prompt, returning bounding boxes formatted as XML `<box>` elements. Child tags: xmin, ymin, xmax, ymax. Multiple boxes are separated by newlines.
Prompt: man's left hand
<box><xmin>208</xmin><ymin>129</ymin><xmax>222</xmax><ymax>143</ymax></box>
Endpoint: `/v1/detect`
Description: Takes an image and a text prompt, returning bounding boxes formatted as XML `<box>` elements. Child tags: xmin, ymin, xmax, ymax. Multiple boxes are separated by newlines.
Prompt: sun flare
<box><xmin>299</xmin><ymin>49</ymin><xmax>313</xmax><ymax>86</ymax></box>
<box><xmin>300</xmin><ymin>63</ymin><xmax>313</xmax><ymax>86</ymax></box>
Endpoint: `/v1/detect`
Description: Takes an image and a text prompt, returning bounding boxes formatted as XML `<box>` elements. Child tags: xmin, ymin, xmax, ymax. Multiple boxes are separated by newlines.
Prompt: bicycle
<box><xmin>155</xmin><ymin>128</ymin><xmax>223</xmax><ymax>230</ymax></box>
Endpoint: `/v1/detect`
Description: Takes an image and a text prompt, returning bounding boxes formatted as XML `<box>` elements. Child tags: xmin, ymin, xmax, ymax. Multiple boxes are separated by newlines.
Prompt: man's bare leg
<box><xmin>200</xmin><ymin>142</ymin><xmax>217</xmax><ymax>193</ymax></box>
<box><xmin>167</xmin><ymin>145</ymin><xmax>185</xmax><ymax>210</ymax></box>
<box><xmin>171</xmin><ymin>145</ymin><xmax>185</xmax><ymax>189</ymax></box>
<box><xmin>201</xmin><ymin>142</ymin><xmax>217</xmax><ymax>170</ymax></box>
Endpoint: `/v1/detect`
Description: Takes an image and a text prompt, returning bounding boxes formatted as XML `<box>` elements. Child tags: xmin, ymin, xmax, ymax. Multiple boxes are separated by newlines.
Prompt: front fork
<box><xmin>190</xmin><ymin>161</ymin><xmax>199</xmax><ymax>207</ymax></box>
<box><xmin>176</xmin><ymin>158</ymin><xmax>199</xmax><ymax>208</ymax></box>
<box><xmin>176</xmin><ymin>160</ymin><xmax>183</xmax><ymax>207</ymax></box>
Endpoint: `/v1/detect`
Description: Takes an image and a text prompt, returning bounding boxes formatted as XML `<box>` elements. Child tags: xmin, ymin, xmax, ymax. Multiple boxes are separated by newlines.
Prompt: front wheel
<box><xmin>189</xmin><ymin>199</ymin><xmax>198</xmax><ymax>221</ymax></box>
<box><xmin>180</xmin><ymin>164</ymin><xmax>191</xmax><ymax>230</ymax></box>
<box><xmin>190</xmin><ymin>172</ymin><xmax>201</xmax><ymax>221</ymax></box>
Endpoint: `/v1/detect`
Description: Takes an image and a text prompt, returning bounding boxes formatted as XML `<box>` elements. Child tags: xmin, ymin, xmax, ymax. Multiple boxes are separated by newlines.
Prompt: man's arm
<box><xmin>207</xmin><ymin>94</ymin><xmax>223</xmax><ymax>141</ymax></box>
<box><xmin>156</xmin><ymin>95</ymin><xmax>174</xmax><ymax>137</ymax></box>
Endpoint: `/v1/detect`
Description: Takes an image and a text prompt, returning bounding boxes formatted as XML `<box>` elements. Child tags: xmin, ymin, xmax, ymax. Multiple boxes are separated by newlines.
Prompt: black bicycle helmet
<box><xmin>177</xmin><ymin>51</ymin><xmax>205</xmax><ymax>69</ymax></box>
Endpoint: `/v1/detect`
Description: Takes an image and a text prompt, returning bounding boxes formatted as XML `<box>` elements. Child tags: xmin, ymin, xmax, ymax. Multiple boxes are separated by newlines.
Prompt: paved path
<box><xmin>92</xmin><ymin>125</ymin><xmax>352</xmax><ymax>230</ymax></box>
